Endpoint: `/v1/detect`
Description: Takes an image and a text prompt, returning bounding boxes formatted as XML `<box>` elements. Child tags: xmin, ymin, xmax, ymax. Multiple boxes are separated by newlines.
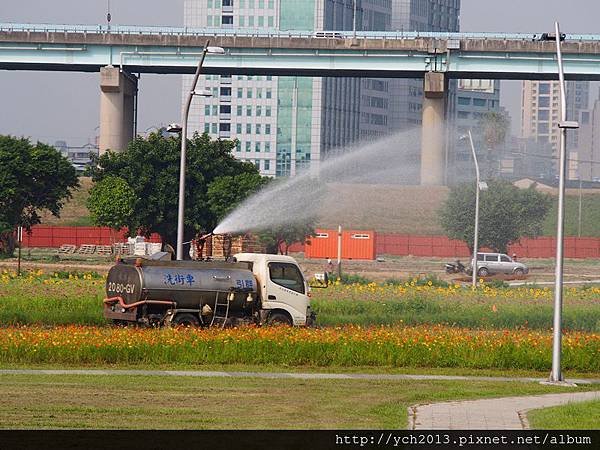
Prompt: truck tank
<box><xmin>105</xmin><ymin>259</ymin><xmax>258</xmax><ymax>310</ymax></box>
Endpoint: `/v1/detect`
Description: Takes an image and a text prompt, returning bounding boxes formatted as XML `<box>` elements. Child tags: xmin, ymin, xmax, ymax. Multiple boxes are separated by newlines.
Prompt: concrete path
<box><xmin>409</xmin><ymin>391</ymin><xmax>600</xmax><ymax>430</ymax></box>
<box><xmin>1</xmin><ymin>369</ymin><xmax>599</xmax><ymax>385</ymax></box>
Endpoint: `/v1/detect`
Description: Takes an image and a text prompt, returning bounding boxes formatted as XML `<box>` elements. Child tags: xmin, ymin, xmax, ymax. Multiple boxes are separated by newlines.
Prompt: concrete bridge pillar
<box><xmin>420</xmin><ymin>72</ymin><xmax>446</xmax><ymax>186</ymax></box>
<box><xmin>99</xmin><ymin>66</ymin><xmax>137</xmax><ymax>154</ymax></box>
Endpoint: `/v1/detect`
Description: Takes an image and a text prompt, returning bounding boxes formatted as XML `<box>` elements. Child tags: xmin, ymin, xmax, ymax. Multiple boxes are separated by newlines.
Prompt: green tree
<box><xmin>207</xmin><ymin>172</ymin><xmax>270</xmax><ymax>222</ymax></box>
<box><xmin>0</xmin><ymin>136</ymin><xmax>79</xmax><ymax>256</ymax></box>
<box><xmin>86</xmin><ymin>176</ymin><xmax>136</xmax><ymax>230</ymax></box>
<box><xmin>439</xmin><ymin>180</ymin><xmax>552</xmax><ymax>254</ymax></box>
<box><xmin>258</xmin><ymin>221</ymin><xmax>317</xmax><ymax>255</ymax></box>
<box><xmin>87</xmin><ymin>132</ymin><xmax>261</xmax><ymax>247</ymax></box>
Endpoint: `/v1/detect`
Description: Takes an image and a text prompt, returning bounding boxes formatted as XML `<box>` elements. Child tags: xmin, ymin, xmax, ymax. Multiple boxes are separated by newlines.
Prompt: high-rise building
<box><xmin>449</xmin><ymin>79</ymin><xmax>503</xmax><ymax>182</ymax></box>
<box><xmin>521</xmin><ymin>80</ymin><xmax>590</xmax><ymax>162</ymax></box>
<box><xmin>183</xmin><ymin>0</ymin><xmax>461</xmax><ymax>178</ymax></box>
<box><xmin>574</xmin><ymin>88</ymin><xmax>600</xmax><ymax>181</ymax></box>
<box><xmin>388</xmin><ymin>0</ymin><xmax>460</xmax><ymax>131</ymax></box>
<box><xmin>185</xmin><ymin>0</ymin><xmax>393</xmax><ymax>177</ymax></box>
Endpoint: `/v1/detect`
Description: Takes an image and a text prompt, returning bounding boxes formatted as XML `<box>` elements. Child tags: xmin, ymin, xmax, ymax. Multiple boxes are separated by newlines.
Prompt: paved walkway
<box><xmin>1</xmin><ymin>369</ymin><xmax>599</xmax><ymax>385</ymax></box>
<box><xmin>409</xmin><ymin>391</ymin><xmax>600</xmax><ymax>430</ymax></box>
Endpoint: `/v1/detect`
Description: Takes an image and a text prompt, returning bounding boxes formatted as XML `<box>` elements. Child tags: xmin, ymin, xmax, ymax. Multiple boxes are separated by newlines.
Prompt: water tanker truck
<box><xmin>104</xmin><ymin>253</ymin><xmax>316</xmax><ymax>327</ymax></box>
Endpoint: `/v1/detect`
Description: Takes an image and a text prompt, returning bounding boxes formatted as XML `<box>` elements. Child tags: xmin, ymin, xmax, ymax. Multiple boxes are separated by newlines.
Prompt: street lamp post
<box><xmin>550</xmin><ymin>22</ymin><xmax>579</xmax><ymax>383</ymax></box>
<box><xmin>176</xmin><ymin>41</ymin><xmax>224</xmax><ymax>261</ymax></box>
<box><xmin>462</xmin><ymin>131</ymin><xmax>487</xmax><ymax>288</ymax></box>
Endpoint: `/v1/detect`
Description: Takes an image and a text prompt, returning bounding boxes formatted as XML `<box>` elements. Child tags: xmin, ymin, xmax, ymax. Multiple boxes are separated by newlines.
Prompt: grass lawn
<box><xmin>0</xmin><ymin>373</ymin><xmax>597</xmax><ymax>429</ymax></box>
<box><xmin>527</xmin><ymin>400</ymin><xmax>600</xmax><ymax>430</ymax></box>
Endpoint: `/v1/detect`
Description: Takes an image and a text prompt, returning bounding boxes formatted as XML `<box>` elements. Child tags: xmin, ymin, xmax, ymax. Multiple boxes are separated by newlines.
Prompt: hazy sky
<box><xmin>1</xmin><ymin>0</ymin><xmax>599</xmax><ymax>145</ymax></box>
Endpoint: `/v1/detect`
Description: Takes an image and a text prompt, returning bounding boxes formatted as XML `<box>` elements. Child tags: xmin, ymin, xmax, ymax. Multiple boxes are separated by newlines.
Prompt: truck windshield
<box><xmin>268</xmin><ymin>263</ymin><xmax>305</xmax><ymax>294</ymax></box>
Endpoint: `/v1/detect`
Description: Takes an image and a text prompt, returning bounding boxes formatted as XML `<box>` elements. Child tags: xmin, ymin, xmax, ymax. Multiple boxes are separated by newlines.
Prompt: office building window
<box><xmin>247</xmin><ymin>89</ymin><xmax>253</xmax><ymax>99</ymax></box>
<box><xmin>220</xmin><ymin>105</ymin><xmax>231</xmax><ymax>114</ymax></box>
<box><xmin>473</xmin><ymin>98</ymin><xmax>487</xmax><ymax>107</ymax></box>
<box><xmin>257</xmin><ymin>88</ymin><xmax>263</xmax><ymax>99</ymax></box>
<box><xmin>223</xmin><ymin>0</ymin><xmax>232</xmax><ymax>6</ymax></box>
<box><xmin>256</xmin><ymin>124</ymin><xmax>261</xmax><ymax>134</ymax></box>
<box><xmin>255</xmin><ymin>143</ymin><xmax>261</xmax><ymax>152</ymax></box>
<box><xmin>258</xmin><ymin>16</ymin><xmax>264</xmax><ymax>27</ymax></box>
<box><xmin>266</xmin><ymin>88</ymin><xmax>272</xmax><ymax>99</ymax></box>
<box><xmin>211</xmin><ymin>123</ymin><xmax>218</xmax><ymax>134</ymax></box>
<box><xmin>265</xmin><ymin>142</ymin><xmax>270</xmax><ymax>152</ymax></box>
<box><xmin>212</xmin><ymin>105</ymin><xmax>218</xmax><ymax>115</ymax></box>
<box><xmin>249</xmin><ymin>0</ymin><xmax>254</xmax><ymax>7</ymax></box>
<box><xmin>266</xmin><ymin>76</ymin><xmax>272</xmax><ymax>81</ymax></box>
<box><xmin>258</xmin><ymin>0</ymin><xmax>264</xmax><ymax>7</ymax></box>
<box><xmin>239</xmin><ymin>0</ymin><xmax>244</xmax><ymax>7</ymax></box>
<box><xmin>538</xmin><ymin>110</ymin><xmax>549</xmax><ymax>120</ymax></box>
<box><xmin>265</xmin><ymin>124</ymin><xmax>271</xmax><ymax>134</ymax></box>
<box><xmin>205</xmin><ymin>105</ymin><xmax>211</xmax><ymax>115</ymax></box>
<box><xmin>235</xmin><ymin>141</ymin><xmax>241</xmax><ymax>152</ymax></box>
<box><xmin>256</xmin><ymin>106</ymin><xmax>262</xmax><ymax>116</ymax></box>
<box><xmin>255</xmin><ymin>159</ymin><xmax>260</xmax><ymax>168</ymax></box>
<box><xmin>239</xmin><ymin>16</ymin><xmax>245</xmax><ymax>26</ymax></box>
<box><xmin>237</xmin><ymin>88</ymin><xmax>243</xmax><ymax>98</ymax></box>
<box><xmin>219</xmin><ymin>123</ymin><xmax>231</xmax><ymax>132</ymax></box>
<box><xmin>208</xmin><ymin>0</ymin><xmax>213</xmax><ymax>8</ymax></box>
<box><xmin>268</xmin><ymin>0</ymin><xmax>274</xmax><ymax>8</ymax></box>
<box><xmin>457</xmin><ymin>97</ymin><xmax>471</xmax><ymax>105</ymax></box>
<box><xmin>268</xmin><ymin>16</ymin><xmax>274</xmax><ymax>27</ymax></box>
<box><xmin>264</xmin><ymin>159</ymin><xmax>270</xmax><ymax>170</ymax></box>
<box><xmin>245</xmin><ymin>142</ymin><xmax>252</xmax><ymax>152</ymax></box>
<box><xmin>539</xmin><ymin>83</ymin><xmax>550</xmax><ymax>95</ymax></box>
<box><xmin>220</xmin><ymin>87</ymin><xmax>231</xmax><ymax>96</ymax></box>
<box><xmin>539</xmin><ymin>97</ymin><xmax>550</xmax><ymax>108</ymax></box>
<box><xmin>248</xmin><ymin>16</ymin><xmax>254</xmax><ymax>26</ymax></box>
<box><xmin>204</xmin><ymin>123</ymin><xmax>210</xmax><ymax>133</ymax></box>
<box><xmin>246</xmin><ymin>106</ymin><xmax>252</xmax><ymax>116</ymax></box>
<box><xmin>237</xmin><ymin>105</ymin><xmax>243</xmax><ymax>116</ymax></box>
<box><xmin>236</xmin><ymin>123</ymin><xmax>242</xmax><ymax>134</ymax></box>
<box><xmin>246</xmin><ymin>124</ymin><xmax>252</xmax><ymax>134</ymax></box>
<box><xmin>222</xmin><ymin>15</ymin><xmax>233</xmax><ymax>25</ymax></box>
<box><xmin>207</xmin><ymin>16</ymin><xmax>213</xmax><ymax>26</ymax></box>
<box><xmin>265</xmin><ymin>106</ymin><xmax>272</xmax><ymax>116</ymax></box>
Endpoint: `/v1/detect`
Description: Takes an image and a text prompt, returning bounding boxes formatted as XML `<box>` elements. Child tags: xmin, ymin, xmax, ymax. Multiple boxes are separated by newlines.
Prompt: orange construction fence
<box><xmin>305</xmin><ymin>229</ymin><xmax>377</xmax><ymax>260</ymax></box>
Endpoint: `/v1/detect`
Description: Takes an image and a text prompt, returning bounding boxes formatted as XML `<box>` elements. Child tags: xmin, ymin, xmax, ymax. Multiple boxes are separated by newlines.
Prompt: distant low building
<box><xmin>54</xmin><ymin>141</ymin><xmax>98</xmax><ymax>173</ymax></box>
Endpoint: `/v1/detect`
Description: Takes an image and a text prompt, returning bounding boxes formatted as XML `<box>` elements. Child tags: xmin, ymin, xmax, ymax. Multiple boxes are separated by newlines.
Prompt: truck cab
<box><xmin>235</xmin><ymin>253</ymin><xmax>314</xmax><ymax>326</ymax></box>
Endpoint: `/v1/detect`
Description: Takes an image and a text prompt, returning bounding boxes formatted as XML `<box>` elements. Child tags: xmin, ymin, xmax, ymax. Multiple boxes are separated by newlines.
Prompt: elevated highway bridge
<box><xmin>3</xmin><ymin>23</ymin><xmax>600</xmax><ymax>184</ymax></box>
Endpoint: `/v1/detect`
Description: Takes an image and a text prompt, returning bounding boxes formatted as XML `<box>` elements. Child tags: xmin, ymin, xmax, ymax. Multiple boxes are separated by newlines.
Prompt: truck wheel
<box><xmin>172</xmin><ymin>313</ymin><xmax>200</xmax><ymax>328</ymax></box>
<box><xmin>477</xmin><ymin>267</ymin><xmax>489</xmax><ymax>277</ymax></box>
<box><xmin>267</xmin><ymin>312</ymin><xmax>292</xmax><ymax>326</ymax></box>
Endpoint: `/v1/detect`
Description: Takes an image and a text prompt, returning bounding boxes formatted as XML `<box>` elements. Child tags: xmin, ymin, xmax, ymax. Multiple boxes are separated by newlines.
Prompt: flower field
<box><xmin>0</xmin><ymin>324</ymin><xmax>598</xmax><ymax>371</ymax></box>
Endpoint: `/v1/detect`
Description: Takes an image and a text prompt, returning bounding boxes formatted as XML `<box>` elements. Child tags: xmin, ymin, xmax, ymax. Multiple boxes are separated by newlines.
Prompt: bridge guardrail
<box><xmin>2</xmin><ymin>22</ymin><xmax>600</xmax><ymax>42</ymax></box>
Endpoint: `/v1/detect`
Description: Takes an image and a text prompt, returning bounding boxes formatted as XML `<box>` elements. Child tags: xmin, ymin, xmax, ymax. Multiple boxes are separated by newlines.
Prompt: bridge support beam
<box><xmin>420</xmin><ymin>72</ymin><xmax>446</xmax><ymax>186</ymax></box>
<box><xmin>99</xmin><ymin>66</ymin><xmax>137</xmax><ymax>154</ymax></box>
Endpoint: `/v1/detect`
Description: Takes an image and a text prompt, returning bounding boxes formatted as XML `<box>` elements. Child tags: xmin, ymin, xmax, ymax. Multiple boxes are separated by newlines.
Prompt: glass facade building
<box><xmin>184</xmin><ymin>0</ymin><xmax>461</xmax><ymax>178</ymax></box>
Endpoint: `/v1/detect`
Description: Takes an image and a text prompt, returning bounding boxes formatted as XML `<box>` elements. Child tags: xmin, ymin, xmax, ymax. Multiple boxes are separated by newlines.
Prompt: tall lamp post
<box><xmin>462</xmin><ymin>131</ymin><xmax>488</xmax><ymax>288</ymax></box>
<box><xmin>176</xmin><ymin>41</ymin><xmax>225</xmax><ymax>260</ymax></box>
<box><xmin>550</xmin><ymin>22</ymin><xmax>579</xmax><ymax>383</ymax></box>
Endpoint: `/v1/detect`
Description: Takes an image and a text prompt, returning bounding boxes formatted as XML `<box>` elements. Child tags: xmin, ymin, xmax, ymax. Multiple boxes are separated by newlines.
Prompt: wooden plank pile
<box><xmin>57</xmin><ymin>244</ymin><xmax>76</xmax><ymax>254</ymax></box>
<box><xmin>210</xmin><ymin>234</ymin><xmax>265</xmax><ymax>259</ymax></box>
<box><xmin>77</xmin><ymin>244</ymin><xmax>97</xmax><ymax>255</ymax></box>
